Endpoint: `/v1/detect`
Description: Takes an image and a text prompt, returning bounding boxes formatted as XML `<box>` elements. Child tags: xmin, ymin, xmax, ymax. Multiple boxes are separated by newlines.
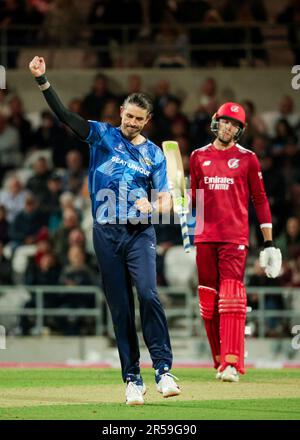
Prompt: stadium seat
<box><xmin>164</xmin><ymin>245</ymin><xmax>197</xmax><ymax>287</ymax></box>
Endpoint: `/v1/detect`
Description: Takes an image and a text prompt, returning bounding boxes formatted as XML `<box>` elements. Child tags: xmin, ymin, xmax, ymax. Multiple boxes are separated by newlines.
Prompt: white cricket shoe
<box><xmin>221</xmin><ymin>365</ymin><xmax>239</xmax><ymax>382</ymax></box>
<box><xmin>216</xmin><ymin>367</ymin><xmax>222</xmax><ymax>380</ymax></box>
<box><xmin>125</xmin><ymin>381</ymin><xmax>145</xmax><ymax>405</ymax></box>
<box><xmin>156</xmin><ymin>372</ymin><xmax>181</xmax><ymax>398</ymax></box>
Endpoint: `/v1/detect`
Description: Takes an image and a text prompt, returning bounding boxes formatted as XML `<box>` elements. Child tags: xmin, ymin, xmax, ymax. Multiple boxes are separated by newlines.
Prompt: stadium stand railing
<box><xmin>0</xmin><ymin>286</ymin><xmax>299</xmax><ymax>339</ymax></box>
<box><xmin>0</xmin><ymin>22</ymin><xmax>296</xmax><ymax>68</ymax></box>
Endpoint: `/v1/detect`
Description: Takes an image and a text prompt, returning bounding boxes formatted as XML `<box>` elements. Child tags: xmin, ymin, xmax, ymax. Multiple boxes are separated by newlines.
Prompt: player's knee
<box><xmin>138</xmin><ymin>286</ymin><xmax>158</xmax><ymax>304</ymax></box>
<box><xmin>198</xmin><ymin>285</ymin><xmax>218</xmax><ymax>321</ymax></box>
<box><xmin>218</xmin><ymin>279</ymin><xmax>247</xmax><ymax>315</ymax></box>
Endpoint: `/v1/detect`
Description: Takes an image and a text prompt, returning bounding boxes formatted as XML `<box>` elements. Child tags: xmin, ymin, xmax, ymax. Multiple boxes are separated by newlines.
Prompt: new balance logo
<box><xmin>203</xmin><ymin>161</ymin><xmax>211</xmax><ymax>166</ymax></box>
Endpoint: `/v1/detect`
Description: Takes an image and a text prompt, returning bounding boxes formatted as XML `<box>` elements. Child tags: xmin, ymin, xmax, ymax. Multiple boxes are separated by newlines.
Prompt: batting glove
<box><xmin>259</xmin><ymin>241</ymin><xmax>282</xmax><ymax>278</ymax></box>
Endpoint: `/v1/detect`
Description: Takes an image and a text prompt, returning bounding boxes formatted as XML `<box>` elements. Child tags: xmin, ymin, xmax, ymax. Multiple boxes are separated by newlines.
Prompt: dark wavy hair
<box><xmin>122</xmin><ymin>93</ymin><xmax>153</xmax><ymax>115</ymax></box>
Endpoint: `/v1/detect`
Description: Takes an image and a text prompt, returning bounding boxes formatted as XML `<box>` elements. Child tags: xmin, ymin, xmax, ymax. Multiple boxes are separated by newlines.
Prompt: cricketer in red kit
<box><xmin>190</xmin><ymin>102</ymin><xmax>282</xmax><ymax>382</ymax></box>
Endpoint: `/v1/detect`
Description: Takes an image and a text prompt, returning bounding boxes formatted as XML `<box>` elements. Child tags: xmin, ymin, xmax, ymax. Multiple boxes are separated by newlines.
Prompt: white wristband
<box><xmin>38</xmin><ymin>81</ymin><xmax>50</xmax><ymax>91</ymax></box>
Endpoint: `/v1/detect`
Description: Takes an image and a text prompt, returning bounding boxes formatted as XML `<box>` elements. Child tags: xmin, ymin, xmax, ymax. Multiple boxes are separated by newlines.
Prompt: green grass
<box><xmin>0</xmin><ymin>368</ymin><xmax>299</xmax><ymax>420</ymax></box>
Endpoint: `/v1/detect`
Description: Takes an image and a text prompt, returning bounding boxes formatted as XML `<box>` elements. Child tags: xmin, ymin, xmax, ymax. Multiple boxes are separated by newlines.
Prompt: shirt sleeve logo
<box><xmin>227</xmin><ymin>158</ymin><xmax>240</xmax><ymax>169</ymax></box>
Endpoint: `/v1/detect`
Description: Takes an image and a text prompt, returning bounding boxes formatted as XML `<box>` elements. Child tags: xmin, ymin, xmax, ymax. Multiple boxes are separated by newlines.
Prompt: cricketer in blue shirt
<box><xmin>29</xmin><ymin>53</ymin><xmax>180</xmax><ymax>405</ymax></box>
<box><xmin>86</xmin><ymin>120</ymin><xmax>169</xmax><ymax>224</ymax></box>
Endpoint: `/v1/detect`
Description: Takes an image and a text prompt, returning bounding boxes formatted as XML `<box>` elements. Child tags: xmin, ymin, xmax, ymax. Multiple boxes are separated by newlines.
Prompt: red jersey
<box><xmin>190</xmin><ymin>143</ymin><xmax>272</xmax><ymax>246</ymax></box>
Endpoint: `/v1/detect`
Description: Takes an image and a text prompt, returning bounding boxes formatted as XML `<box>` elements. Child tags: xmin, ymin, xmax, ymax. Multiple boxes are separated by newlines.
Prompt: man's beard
<box><xmin>218</xmin><ymin>134</ymin><xmax>233</xmax><ymax>145</ymax></box>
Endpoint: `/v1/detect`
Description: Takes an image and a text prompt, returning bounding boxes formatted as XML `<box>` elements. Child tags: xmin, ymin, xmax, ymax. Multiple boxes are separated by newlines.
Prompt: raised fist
<box><xmin>29</xmin><ymin>56</ymin><xmax>46</xmax><ymax>77</ymax></box>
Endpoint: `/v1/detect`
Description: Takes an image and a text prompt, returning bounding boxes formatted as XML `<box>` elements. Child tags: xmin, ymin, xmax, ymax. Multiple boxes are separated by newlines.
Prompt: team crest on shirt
<box><xmin>142</xmin><ymin>157</ymin><xmax>154</xmax><ymax>167</ymax></box>
<box><xmin>227</xmin><ymin>158</ymin><xmax>239</xmax><ymax>169</ymax></box>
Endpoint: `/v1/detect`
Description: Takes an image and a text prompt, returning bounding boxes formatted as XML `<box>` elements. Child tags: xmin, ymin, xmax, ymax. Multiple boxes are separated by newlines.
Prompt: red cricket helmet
<box><xmin>211</xmin><ymin>102</ymin><xmax>246</xmax><ymax>140</ymax></box>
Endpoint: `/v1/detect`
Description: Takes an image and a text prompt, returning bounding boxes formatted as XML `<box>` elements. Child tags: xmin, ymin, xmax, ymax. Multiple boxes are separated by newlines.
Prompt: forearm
<box><xmin>35</xmin><ymin>74</ymin><xmax>90</xmax><ymax>139</ymax></box>
<box><xmin>261</xmin><ymin>226</ymin><xmax>273</xmax><ymax>244</ymax></box>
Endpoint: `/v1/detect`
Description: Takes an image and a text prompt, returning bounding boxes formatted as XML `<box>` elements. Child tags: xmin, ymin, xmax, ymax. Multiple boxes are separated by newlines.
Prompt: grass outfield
<box><xmin>0</xmin><ymin>368</ymin><xmax>299</xmax><ymax>420</ymax></box>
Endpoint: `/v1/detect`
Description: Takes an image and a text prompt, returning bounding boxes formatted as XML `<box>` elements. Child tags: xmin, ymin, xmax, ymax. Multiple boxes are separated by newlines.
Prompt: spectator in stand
<box><xmin>182</xmin><ymin>77</ymin><xmax>218</xmax><ymax>120</ymax></box>
<box><xmin>189</xmin><ymin>110</ymin><xmax>213</xmax><ymax>151</ymax></box>
<box><xmin>0</xmin><ymin>112</ymin><xmax>21</xmax><ymax>182</ymax></box>
<box><xmin>271</xmin><ymin>119</ymin><xmax>298</xmax><ymax>161</ymax></box>
<box><xmin>82</xmin><ymin>73</ymin><xmax>117</xmax><ymax>120</ymax></box>
<box><xmin>39</xmin><ymin>171</ymin><xmax>63</xmax><ymax>230</ymax></box>
<box><xmin>277</xmin><ymin>0</ymin><xmax>300</xmax><ymax>65</ymax></box>
<box><xmin>251</xmin><ymin>134</ymin><xmax>271</xmax><ymax>158</ymax></box>
<box><xmin>119</xmin><ymin>74</ymin><xmax>143</xmax><ymax>104</ymax></box>
<box><xmin>0</xmin><ymin>176</ymin><xmax>27</xmax><ymax>223</ymax></box>
<box><xmin>241</xmin><ymin>100</ymin><xmax>267</xmax><ymax>145</ymax></box>
<box><xmin>0</xmin><ymin>240</ymin><xmax>12</xmax><ymax>284</ymax></box>
<box><xmin>59</xmin><ymin>244</ymin><xmax>96</xmax><ymax>335</ymax></box>
<box><xmin>60</xmin><ymin>245</ymin><xmax>95</xmax><ymax>287</ymax></box>
<box><xmin>276</xmin><ymin>217</ymin><xmax>300</xmax><ymax>261</ymax></box>
<box><xmin>174</xmin><ymin>0</ymin><xmax>211</xmax><ymax>66</ymax></box>
<box><xmin>62</xmin><ymin>98</ymin><xmax>89</xmax><ymax>168</ymax></box>
<box><xmin>0</xmin><ymin>206</ymin><xmax>9</xmax><ymax>244</ymax></box>
<box><xmin>152</xmin><ymin>79</ymin><xmax>177</xmax><ymax>122</ymax></box>
<box><xmin>8</xmin><ymin>95</ymin><xmax>32</xmax><ymax>154</ymax></box>
<box><xmin>0</xmin><ymin>90</ymin><xmax>11</xmax><ymax>118</ymax></box>
<box><xmin>9</xmin><ymin>192</ymin><xmax>47</xmax><ymax>248</ymax></box>
<box><xmin>281</xmin><ymin>142</ymin><xmax>300</xmax><ymax>191</ymax></box>
<box><xmin>153</xmin><ymin>9</ymin><xmax>188</xmax><ymax>68</ymax></box>
<box><xmin>0</xmin><ymin>0</ymin><xmax>25</xmax><ymax>68</ymax></box>
<box><xmin>24</xmin><ymin>0</ymin><xmax>47</xmax><ymax>43</ymax></box>
<box><xmin>26</xmin><ymin>156</ymin><xmax>52</xmax><ymax>203</ymax></box>
<box><xmin>42</xmin><ymin>0</ymin><xmax>83</xmax><ymax>45</ymax></box>
<box><xmin>62</xmin><ymin>150</ymin><xmax>86</xmax><ymax>195</ymax></box>
<box><xmin>259</xmin><ymin>155</ymin><xmax>286</xmax><ymax>237</ymax></box>
<box><xmin>155</xmin><ymin>96</ymin><xmax>189</xmax><ymax>145</ymax></box>
<box><xmin>218</xmin><ymin>0</ymin><xmax>268</xmax><ymax>66</ymax></box>
<box><xmin>22</xmin><ymin>245</ymin><xmax>62</xmax><ymax>335</ymax></box>
<box><xmin>32</xmin><ymin>110</ymin><xmax>67</xmax><ymax>167</ymax></box>
<box><xmin>52</xmin><ymin>207</ymin><xmax>79</xmax><ymax>265</ymax></box>
<box><xmin>59</xmin><ymin>191</ymin><xmax>77</xmax><ymax>212</ymax></box>
<box><xmin>87</xmin><ymin>0</ymin><xmax>114</xmax><ymax>67</ymax></box>
<box><xmin>262</xmin><ymin>95</ymin><xmax>300</xmax><ymax>137</ymax></box>
<box><xmin>100</xmin><ymin>100</ymin><xmax>121</xmax><ymax>127</ymax></box>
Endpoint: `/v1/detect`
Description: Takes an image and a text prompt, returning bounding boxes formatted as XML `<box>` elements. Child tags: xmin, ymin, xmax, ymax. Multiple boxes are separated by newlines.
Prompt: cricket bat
<box><xmin>162</xmin><ymin>140</ymin><xmax>191</xmax><ymax>253</ymax></box>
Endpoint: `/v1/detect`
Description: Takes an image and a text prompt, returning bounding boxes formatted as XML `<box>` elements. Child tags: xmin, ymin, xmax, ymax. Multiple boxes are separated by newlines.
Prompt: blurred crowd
<box><xmin>0</xmin><ymin>72</ymin><xmax>300</xmax><ymax>337</ymax></box>
<box><xmin>1</xmin><ymin>0</ymin><xmax>300</xmax><ymax>68</ymax></box>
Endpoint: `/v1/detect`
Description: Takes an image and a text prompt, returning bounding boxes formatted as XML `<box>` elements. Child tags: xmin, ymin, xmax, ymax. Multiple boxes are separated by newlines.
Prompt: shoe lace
<box><xmin>161</xmin><ymin>372</ymin><xmax>179</xmax><ymax>386</ymax></box>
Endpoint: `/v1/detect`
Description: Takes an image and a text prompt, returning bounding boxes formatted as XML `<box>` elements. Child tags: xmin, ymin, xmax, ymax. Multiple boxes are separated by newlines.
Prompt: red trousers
<box><xmin>196</xmin><ymin>242</ymin><xmax>248</xmax><ymax>374</ymax></box>
<box><xmin>196</xmin><ymin>242</ymin><xmax>248</xmax><ymax>289</ymax></box>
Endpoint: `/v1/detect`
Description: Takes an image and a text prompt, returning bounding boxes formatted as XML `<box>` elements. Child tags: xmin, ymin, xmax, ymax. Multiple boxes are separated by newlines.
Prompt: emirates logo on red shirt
<box><xmin>227</xmin><ymin>158</ymin><xmax>240</xmax><ymax>169</ymax></box>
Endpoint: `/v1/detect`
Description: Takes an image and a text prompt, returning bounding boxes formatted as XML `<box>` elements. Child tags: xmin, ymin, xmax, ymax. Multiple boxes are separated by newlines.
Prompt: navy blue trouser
<box><xmin>93</xmin><ymin>222</ymin><xmax>173</xmax><ymax>381</ymax></box>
